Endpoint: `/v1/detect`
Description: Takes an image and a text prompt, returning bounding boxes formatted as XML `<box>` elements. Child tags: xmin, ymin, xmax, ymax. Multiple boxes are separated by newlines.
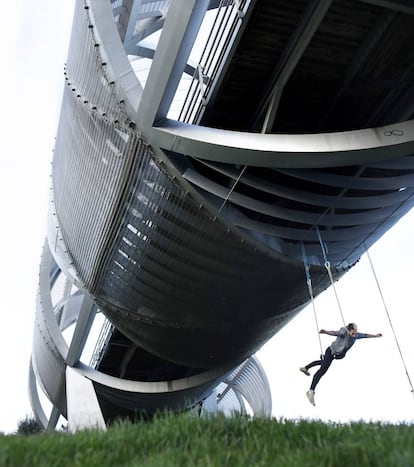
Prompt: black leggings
<box><xmin>306</xmin><ymin>347</ymin><xmax>335</xmax><ymax>391</ymax></box>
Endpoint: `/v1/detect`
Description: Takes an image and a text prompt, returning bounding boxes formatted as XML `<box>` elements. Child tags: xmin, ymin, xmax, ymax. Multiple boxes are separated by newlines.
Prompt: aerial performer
<box><xmin>300</xmin><ymin>323</ymin><xmax>382</xmax><ymax>406</ymax></box>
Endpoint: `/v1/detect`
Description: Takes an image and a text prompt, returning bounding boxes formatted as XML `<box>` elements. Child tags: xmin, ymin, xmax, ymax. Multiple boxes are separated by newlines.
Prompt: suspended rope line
<box><xmin>301</xmin><ymin>243</ymin><xmax>323</xmax><ymax>356</ymax></box>
<box><xmin>365</xmin><ymin>246</ymin><xmax>414</xmax><ymax>396</ymax></box>
<box><xmin>316</xmin><ymin>227</ymin><xmax>346</xmax><ymax>327</ymax></box>
<box><xmin>217</xmin><ymin>165</ymin><xmax>247</xmax><ymax>214</ymax></box>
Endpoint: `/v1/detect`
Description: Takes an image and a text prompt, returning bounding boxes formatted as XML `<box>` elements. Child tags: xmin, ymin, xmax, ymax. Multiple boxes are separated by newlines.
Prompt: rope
<box><xmin>301</xmin><ymin>243</ymin><xmax>323</xmax><ymax>356</ymax></box>
<box><xmin>365</xmin><ymin>247</ymin><xmax>414</xmax><ymax>396</ymax></box>
<box><xmin>316</xmin><ymin>227</ymin><xmax>346</xmax><ymax>327</ymax></box>
<box><xmin>217</xmin><ymin>165</ymin><xmax>247</xmax><ymax>214</ymax></box>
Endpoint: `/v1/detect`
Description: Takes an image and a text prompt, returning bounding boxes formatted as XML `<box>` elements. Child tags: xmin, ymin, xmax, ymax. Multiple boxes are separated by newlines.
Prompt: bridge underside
<box><xmin>30</xmin><ymin>0</ymin><xmax>414</xmax><ymax>430</ymax></box>
<box><xmin>202</xmin><ymin>0</ymin><xmax>414</xmax><ymax>134</ymax></box>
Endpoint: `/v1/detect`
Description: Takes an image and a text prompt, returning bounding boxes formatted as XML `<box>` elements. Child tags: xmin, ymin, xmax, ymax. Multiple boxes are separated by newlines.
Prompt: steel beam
<box><xmin>256</xmin><ymin>0</ymin><xmax>333</xmax><ymax>133</ymax></box>
<box><xmin>151</xmin><ymin>118</ymin><xmax>414</xmax><ymax>168</ymax></box>
<box><xmin>65</xmin><ymin>294</ymin><xmax>97</xmax><ymax>367</ymax></box>
<box><xmin>137</xmin><ymin>0</ymin><xmax>210</xmax><ymax>127</ymax></box>
<box><xmin>357</xmin><ymin>0</ymin><xmax>414</xmax><ymax>15</ymax></box>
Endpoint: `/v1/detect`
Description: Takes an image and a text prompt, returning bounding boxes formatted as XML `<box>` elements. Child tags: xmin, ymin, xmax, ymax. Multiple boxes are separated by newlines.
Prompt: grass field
<box><xmin>2</xmin><ymin>413</ymin><xmax>414</xmax><ymax>466</ymax></box>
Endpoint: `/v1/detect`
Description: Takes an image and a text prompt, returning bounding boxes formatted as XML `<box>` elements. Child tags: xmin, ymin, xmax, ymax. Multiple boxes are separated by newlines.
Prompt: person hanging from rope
<box><xmin>300</xmin><ymin>323</ymin><xmax>382</xmax><ymax>406</ymax></box>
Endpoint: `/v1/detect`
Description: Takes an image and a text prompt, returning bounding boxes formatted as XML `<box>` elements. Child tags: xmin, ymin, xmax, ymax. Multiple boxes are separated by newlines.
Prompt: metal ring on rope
<box><xmin>316</xmin><ymin>227</ymin><xmax>346</xmax><ymax>327</ymax></box>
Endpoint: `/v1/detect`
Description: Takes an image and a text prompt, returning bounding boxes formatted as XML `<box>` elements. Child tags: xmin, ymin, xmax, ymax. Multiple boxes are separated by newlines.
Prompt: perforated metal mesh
<box><xmin>52</xmin><ymin>89</ymin><xmax>139</xmax><ymax>289</ymax></box>
<box><xmin>217</xmin><ymin>356</ymin><xmax>272</xmax><ymax>416</ymax></box>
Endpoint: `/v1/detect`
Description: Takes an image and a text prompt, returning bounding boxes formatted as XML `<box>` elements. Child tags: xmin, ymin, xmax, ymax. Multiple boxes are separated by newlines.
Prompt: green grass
<box><xmin>2</xmin><ymin>413</ymin><xmax>414</xmax><ymax>466</ymax></box>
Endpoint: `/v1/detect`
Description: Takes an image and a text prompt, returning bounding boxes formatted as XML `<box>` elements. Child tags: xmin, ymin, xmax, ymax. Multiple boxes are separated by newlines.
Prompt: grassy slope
<box><xmin>2</xmin><ymin>414</ymin><xmax>413</xmax><ymax>466</ymax></box>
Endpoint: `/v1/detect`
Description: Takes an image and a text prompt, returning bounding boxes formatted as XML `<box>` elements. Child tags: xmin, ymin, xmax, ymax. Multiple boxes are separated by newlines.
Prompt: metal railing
<box><xmin>89</xmin><ymin>317</ymin><xmax>115</xmax><ymax>368</ymax></box>
<box><xmin>178</xmin><ymin>0</ymin><xmax>252</xmax><ymax>124</ymax></box>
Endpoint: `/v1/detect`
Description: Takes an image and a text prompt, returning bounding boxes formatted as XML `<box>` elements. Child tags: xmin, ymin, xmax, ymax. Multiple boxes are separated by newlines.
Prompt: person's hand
<box><xmin>376</xmin><ymin>333</ymin><xmax>382</xmax><ymax>337</ymax></box>
<box><xmin>319</xmin><ymin>329</ymin><xmax>327</xmax><ymax>334</ymax></box>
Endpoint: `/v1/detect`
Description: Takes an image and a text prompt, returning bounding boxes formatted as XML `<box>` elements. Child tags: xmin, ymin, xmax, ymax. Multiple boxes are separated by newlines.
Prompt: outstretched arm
<box><xmin>319</xmin><ymin>329</ymin><xmax>339</xmax><ymax>336</ymax></box>
<box><xmin>364</xmin><ymin>333</ymin><xmax>382</xmax><ymax>338</ymax></box>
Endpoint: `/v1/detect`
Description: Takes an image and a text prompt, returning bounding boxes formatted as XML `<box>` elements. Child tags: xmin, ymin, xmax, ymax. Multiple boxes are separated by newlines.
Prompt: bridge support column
<box><xmin>66</xmin><ymin>367</ymin><xmax>106</xmax><ymax>432</ymax></box>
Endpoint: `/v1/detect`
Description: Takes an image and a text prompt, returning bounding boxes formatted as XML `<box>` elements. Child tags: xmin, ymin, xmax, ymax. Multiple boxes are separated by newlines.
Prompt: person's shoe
<box><xmin>306</xmin><ymin>389</ymin><xmax>315</xmax><ymax>406</ymax></box>
<box><xmin>300</xmin><ymin>367</ymin><xmax>310</xmax><ymax>376</ymax></box>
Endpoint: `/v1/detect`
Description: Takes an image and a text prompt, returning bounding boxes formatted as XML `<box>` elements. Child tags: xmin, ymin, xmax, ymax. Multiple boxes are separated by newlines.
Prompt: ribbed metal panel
<box><xmin>51</xmin><ymin>0</ymin><xmax>141</xmax><ymax>289</ymax></box>
<box><xmin>66</xmin><ymin>0</ymin><xmax>126</xmax><ymax>124</ymax></box>
<box><xmin>217</xmin><ymin>356</ymin><xmax>272</xmax><ymax>416</ymax></box>
<box><xmin>52</xmin><ymin>88</ymin><xmax>139</xmax><ymax>289</ymax></box>
<box><xmin>32</xmin><ymin>300</ymin><xmax>67</xmax><ymax>416</ymax></box>
<box><xmin>32</xmin><ymin>240</ymin><xmax>233</xmax><ymax>428</ymax></box>
<box><xmin>31</xmin><ymin>244</ymin><xmax>68</xmax><ymax>417</ymax></box>
<box><xmin>181</xmin><ymin>155</ymin><xmax>414</xmax><ymax>266</ymax></box>
<box><xmin>91</xmin><ymin>142</ymin><xmax>320</xmax><ymax>367</ymax></box>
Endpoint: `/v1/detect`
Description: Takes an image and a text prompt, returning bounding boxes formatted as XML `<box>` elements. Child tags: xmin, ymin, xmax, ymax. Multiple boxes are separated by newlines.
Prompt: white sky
<box><xmin>0</xmin><ymin>0</ymin><xmax>412</xmax><ymax>434</ymax></box>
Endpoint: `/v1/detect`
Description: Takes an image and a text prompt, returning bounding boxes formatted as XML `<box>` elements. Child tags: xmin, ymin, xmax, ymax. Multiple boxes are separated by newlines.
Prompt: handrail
<box><xmin>178</xmin><ymin>0</ymin><xmax>251</xmax><ymax>124</ymax></box>
<box><xmin>89</xmin><ymin>317</ymin><xmax>115</xmax><ymax>368</ymax></box>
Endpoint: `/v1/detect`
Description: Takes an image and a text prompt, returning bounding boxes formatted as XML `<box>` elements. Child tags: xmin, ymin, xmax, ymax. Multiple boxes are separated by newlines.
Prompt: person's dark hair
<box><xmin>347</xmin><ymin>322</ymin><xmax>357</xmax><ymax>331</ymax></box>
